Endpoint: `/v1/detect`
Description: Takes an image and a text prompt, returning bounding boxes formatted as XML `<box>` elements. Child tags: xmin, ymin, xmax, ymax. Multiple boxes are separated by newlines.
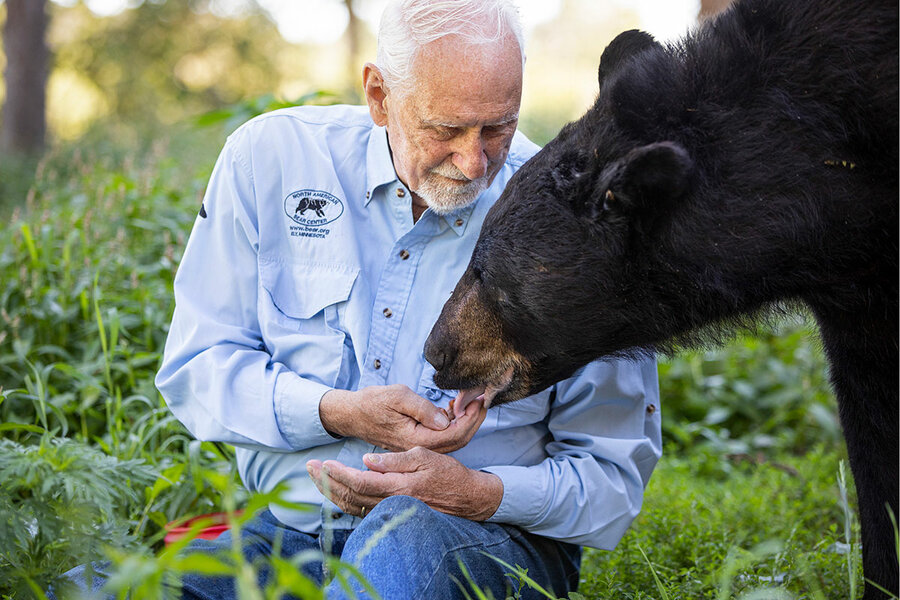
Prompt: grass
<box><xmin>579</xmin><ymin>446</ymin><xmax>860</xmax><ymax>599</ymax></box>
<box><xmin>0</xmin><ymin>120</ymin><xmax>869</xmax><ymax>599</ymax></box>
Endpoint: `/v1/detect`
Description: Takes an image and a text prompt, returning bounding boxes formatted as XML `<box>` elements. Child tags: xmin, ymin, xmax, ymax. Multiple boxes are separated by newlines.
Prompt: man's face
<box><xmin>379</xmin><ymin>35</ymin><xmax>523</xmax><ymax>214</ymax></box>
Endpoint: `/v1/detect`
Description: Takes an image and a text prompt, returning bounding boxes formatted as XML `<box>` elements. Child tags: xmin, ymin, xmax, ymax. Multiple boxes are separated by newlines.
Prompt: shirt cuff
<box><xmin>273</xmin><ymin>370</ymin><xmax>340</xmax><ymax>450</ymax></box>
<box><xmin>480</xmin><ymin>464</ymin><xmax>549</xmax><ymax>527</ymax></box>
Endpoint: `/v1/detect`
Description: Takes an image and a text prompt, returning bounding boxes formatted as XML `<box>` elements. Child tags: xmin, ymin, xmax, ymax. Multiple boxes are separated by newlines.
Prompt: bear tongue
<box><xmin>452</xmin><ymin>388</ymin><xmax>485</xmax><ymax>419</ymax></box>
<box><xmin>452</xmin><ymin>367</ymin><xmax>515</xmax><ymax>419</ymax></box>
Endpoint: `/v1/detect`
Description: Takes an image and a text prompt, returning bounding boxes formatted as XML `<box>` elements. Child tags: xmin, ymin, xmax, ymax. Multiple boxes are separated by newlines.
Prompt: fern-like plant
<box><xmin>0</xmin><ymin>436</ymin><xmax>156</xmax><ymax>598</ymax></box>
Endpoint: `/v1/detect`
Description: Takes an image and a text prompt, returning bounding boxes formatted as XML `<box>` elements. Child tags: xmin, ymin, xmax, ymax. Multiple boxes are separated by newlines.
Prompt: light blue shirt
<box><xmin>156</xmin><ymin>104</ymin><xmax>662</xmax><ymax>549</ymax></box>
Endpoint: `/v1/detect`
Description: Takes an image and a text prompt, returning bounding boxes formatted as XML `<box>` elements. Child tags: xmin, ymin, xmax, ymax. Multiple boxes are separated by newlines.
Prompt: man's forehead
<box><xmin>417</xmin><ymin>111</ymin><xmax>520</xmax><ymax>129</ymax></box>
<box><xmin>403</xmin><ymin>37</ymin><xmax>523</xmax><ymax>128</ymax></box>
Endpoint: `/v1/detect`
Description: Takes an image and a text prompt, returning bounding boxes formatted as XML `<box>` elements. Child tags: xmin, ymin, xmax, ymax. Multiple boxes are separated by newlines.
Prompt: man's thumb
<box><xmin>409</xmin><ymin>395</ymin><xmax>450</xmax><ymax>430</ymax></box>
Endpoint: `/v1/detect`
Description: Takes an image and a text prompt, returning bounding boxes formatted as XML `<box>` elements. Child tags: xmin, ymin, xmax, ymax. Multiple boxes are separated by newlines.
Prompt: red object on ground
<box><xmin>164</xmin><ymin>511</ymin><xmax>243</xmax><ymax>546</ymax></box>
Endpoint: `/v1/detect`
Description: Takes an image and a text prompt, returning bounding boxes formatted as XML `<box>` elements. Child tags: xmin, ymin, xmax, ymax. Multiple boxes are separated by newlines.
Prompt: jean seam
<box><xmin>415</xmin><ymin>529</ymin><xmax>514</xmax><ymax>598</ymax></box>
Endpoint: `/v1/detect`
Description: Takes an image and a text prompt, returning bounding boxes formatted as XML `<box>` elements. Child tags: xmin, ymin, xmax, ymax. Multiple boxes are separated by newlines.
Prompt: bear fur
<box><xmin>425</xmin><ymin>0</ymin><xmax>898</xmax><ymax>596</ymax></box>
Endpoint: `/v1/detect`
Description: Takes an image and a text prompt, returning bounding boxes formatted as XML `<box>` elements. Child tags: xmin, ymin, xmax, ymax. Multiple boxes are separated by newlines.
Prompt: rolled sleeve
<box><xmin>273</xmin><ymin>371</ymin><xmax>339</xmax><ymax>449</ymax></box>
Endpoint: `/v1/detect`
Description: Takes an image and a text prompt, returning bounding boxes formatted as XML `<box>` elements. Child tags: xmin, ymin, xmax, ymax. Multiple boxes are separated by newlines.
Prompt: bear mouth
<box><xmin>449</xmin><ymin>365</ymin><xmax>515</xmax><ymax>419</ymax></box>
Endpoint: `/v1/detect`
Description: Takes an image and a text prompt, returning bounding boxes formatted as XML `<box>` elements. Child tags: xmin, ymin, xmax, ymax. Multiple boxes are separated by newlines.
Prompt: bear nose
<box><xmin>424</xmin><ymin>329</ymin><xmax>456</xmax><ymax>373</ymax></box>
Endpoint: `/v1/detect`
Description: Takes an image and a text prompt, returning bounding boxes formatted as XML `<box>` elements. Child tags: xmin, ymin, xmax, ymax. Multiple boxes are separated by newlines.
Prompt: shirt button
<box><xmin>399</xmin><ymin>249</ymin><xmax>410</xmax><ymax>260</ymax></box>
<box><xmin>455</xmin><ymin>218</ymin><xmax>464</xmax><ymax>227</ymax></box>
<box><xmin>383</xmin><ymin>308</ymin><xmax>393</xmax><ymax>318</ymax></box>
<box><xmin>374</xmin><ymin>359</ymin><xmax>382</xmax><ymax>369</ymax></box>
<box><xmin>646</xmin><ymin>404</ymin><xmax>657</xmax><ymax>415</ymax></box>
<box><xmin>331</xmin><ymin>511</ymin><xmax>342</xmax><ymax>519</ymax></box>
<box><xmin>396</xmin><ymin>188</ymin><xmax>406</xmax><ymax>198</ymax></box>
<box><xmin>365</xmin><ymin>191</ymin><xmax>370</xmax><ymax>199</ymax></box>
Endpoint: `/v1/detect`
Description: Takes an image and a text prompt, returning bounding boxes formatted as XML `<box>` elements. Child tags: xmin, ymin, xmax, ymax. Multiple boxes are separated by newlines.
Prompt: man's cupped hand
<box><xmin>319</xmin><ymin>384</ymin><xmax>487</xmax><ymax>453</ymax></box>
<box><xmin>306</xmin><ymin>446</ymin><xmax>503</xmax><ymax>521</ymax></box>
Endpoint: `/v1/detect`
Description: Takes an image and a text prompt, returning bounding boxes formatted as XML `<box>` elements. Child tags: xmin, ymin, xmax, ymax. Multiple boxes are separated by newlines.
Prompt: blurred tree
<box><xmin>1</xmin><ymin>0</ymin><xmax>365</xmax><ymax>150</ymax></box>
<box><xmin>699</xmin><ymin>0</ymin><xmax>735</xmax><ymax>21</ymax></box>
<box><xmin>0</xmin><ymin>0</ymin><xmax>49</xmax><ymax>156</ymax></box>
<box><xmin>344</xmin><ymin>0</ymin><xmax>362</xmax><ymax>84</ymax></box>
<box><xmin>50</xmin><ymin>1</ymin><xmax>289</xmax><ymax>132</ymax></box>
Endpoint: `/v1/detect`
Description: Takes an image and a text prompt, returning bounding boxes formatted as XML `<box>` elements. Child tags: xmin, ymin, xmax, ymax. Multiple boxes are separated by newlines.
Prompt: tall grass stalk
<box><xmin>636</xmin><ymin>544</ymin><xmax>670</xmax><ymax>600</ymax></box>
<box><xmin>837</xmin><ymin>460</ymin><xmax>858</xmax><ymax>599</ymax></box>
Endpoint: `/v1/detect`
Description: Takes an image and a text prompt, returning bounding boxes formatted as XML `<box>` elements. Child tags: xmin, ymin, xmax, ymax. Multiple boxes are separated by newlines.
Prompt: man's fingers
<box><xmin>459</xmin><ymin>397</ymin><xmax>488</xmax><ymax>422</ymax></box>
<box><xmin>402</xmin><ymin>392</ymin><xmax>451</xmax><ymax>430</ymax></box>
<box><xmin>363</xmin><ymin>446</ymin><xmax>433</xmax><ymax>474</ymax></box>
<box><xmin>409</xmin><ymin>399</ymin><xmax>487</xmax><ymax>451</ymax></box>
<box><xmin>306</xmin><ymin>460</ymin><xmax>385</xmax><ymax>509</ymax></box>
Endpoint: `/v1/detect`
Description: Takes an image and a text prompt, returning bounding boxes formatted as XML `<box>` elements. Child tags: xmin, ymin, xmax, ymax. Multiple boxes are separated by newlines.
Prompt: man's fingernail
<box><xmin>434</xmin><ymin>413</ymin><xmax>450</xmax><ymax>429</ymax></box>
<box><xmin>365</xmin><ymin>453</ymin><xmax>382</xmax><ymax>464</ymax></box>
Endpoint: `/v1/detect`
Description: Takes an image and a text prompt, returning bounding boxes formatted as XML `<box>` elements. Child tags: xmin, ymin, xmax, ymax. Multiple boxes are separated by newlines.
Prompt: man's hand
<box><xmin>306</xmin><ymin>446</ymin><xmax>503</xmax><ymax>521</ymax></box>
<box><xmin>319</xmin><ymin>385</ymin><xmax>487</xmax><ymax>453</ymax></box>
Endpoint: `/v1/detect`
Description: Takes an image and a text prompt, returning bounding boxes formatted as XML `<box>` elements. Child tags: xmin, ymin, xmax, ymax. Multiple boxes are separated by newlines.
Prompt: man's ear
<box><xmin>586</xmin><ymin>142</ymin><xmax>693</xmax><ymax>220</ymax></box>
<box><xmin>598</xmin><ymin>30</ymin><xmax>659</xmax><ymax>88</ymax></box>
<box><xmin>363</xmin><ymin>63</ymin><xmax>389</xmax><ymax>126</ymax></box>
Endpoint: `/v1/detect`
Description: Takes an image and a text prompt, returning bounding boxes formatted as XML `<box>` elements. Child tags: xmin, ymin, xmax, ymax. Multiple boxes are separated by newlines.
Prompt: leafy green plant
<box><xmin>658</xmin><ymin>319</ymin><xmax>840</xmax><ymax>456</ymax></box>
<box><xmin>194</xmin><ymin>90</ymin><xmax>347</xmax><ymax>135</ymax></box>
<box><xmin>0</xmin><ymin>437</ymin><xmax>156</xmax><ymax>597</ymax></box>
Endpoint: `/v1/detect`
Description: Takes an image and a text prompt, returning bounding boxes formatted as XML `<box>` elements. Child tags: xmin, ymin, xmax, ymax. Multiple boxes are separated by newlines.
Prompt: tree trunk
<box><xmin>0</xmin><ymin>0</ymin><xmax>49</xmax><ymax>156</ymax></box>
<box><xmin>343</xmin><ymin>0</ymin><xmax>360</xmax><ymax>88</ymax></box>
<box><xmin>699</xmin><ymin>0</ymin><xmax>734</xmax><ymax>21</ymax></box>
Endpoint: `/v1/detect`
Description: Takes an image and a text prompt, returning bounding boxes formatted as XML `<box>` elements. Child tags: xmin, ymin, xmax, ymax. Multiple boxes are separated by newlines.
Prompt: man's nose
<box><xmin>452</xmin><ymin>133</ymin><xmax>488</xmax><ymax>180</ymax></box>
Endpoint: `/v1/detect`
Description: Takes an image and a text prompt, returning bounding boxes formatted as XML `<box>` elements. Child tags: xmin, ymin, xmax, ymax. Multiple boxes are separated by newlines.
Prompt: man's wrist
<box><xmin>469</xmin><ymin>470</ymin><xmax>504</xmax><ymax>521</ymax></box>
<box><xmin>319</xmin><ymin>389</ymin><xmax>355</xmax><ymax>438</ymax></box>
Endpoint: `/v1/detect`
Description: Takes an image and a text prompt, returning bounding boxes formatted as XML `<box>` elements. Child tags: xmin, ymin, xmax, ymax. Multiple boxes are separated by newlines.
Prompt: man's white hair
<box><xmin>376</xmin><ymin>0</ymin><xmax>525</xmax><ymax>92</ymax></box>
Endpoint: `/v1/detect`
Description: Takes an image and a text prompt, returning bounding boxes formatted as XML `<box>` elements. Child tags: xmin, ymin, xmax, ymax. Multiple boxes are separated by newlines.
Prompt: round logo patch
<box><xmin>284</xmin><ymin>189</ymin><xmax>344</xmax><ymax>227</ymax></box>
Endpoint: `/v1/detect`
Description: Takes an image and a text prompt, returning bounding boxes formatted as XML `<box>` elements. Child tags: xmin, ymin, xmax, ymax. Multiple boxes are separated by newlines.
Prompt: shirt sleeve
<box><xmin>481</xmin><ymin>357</ymin><xmax>662</xmax><ymax>549</ymax></box>
<box><xmin>154</xmin><ymin>129</ymin><xmax>338</xmax><ymax>452</ymax></box>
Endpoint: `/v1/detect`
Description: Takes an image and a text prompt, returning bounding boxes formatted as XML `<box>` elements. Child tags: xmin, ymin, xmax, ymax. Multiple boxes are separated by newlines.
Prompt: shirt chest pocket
<box><xmin>258</xmin><ymin>258</ymin><xmax>359</xmax><ymax>388</ymax></box>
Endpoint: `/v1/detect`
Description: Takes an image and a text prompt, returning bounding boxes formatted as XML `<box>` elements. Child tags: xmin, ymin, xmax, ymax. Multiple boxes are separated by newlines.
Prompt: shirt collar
<box><xmin>439</xmin><ymin>200</ymin><xmax>477</xmax><ymax>237</ymax></box>
<box><xmin>365</xmin><ymin>122</ymin><xmax>479</xmax><ymax>237</ymax></box>
<box><xmin>365</xmin><ymin>124</ymin><xmax>397</xmax><ymax>206</ymax></box>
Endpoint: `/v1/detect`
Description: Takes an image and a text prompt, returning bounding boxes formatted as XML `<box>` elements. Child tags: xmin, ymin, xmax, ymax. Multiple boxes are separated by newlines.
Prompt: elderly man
<box><xmin>60</xmin><ymin>1</ymin><xmax>659</xmax><ymax>599</ymax></box>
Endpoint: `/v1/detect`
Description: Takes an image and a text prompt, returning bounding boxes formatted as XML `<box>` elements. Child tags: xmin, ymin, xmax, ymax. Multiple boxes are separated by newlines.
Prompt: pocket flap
<box><xmin>418</xmin><ymin>361</ymin><xmax>455</xmax><ymax>401</ymax></box>
<box><xmin>259</xmin><ymin>259</ymin><xmax>359</xmax><ymax>319</ymax></box>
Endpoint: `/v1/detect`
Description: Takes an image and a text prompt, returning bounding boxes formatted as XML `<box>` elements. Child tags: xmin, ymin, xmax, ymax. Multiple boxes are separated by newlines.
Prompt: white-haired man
<box><xmin>57</xmin><ymin>1</ymin><xmax>662</xmax><ymax>598</ymax></box>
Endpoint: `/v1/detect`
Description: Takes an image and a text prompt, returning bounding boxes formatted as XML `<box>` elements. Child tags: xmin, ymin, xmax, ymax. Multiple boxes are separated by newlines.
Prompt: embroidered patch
<box><xmin>284</xmin><ymin>189</ymin><xmax>344</xmax><ymax>238</ymax></box>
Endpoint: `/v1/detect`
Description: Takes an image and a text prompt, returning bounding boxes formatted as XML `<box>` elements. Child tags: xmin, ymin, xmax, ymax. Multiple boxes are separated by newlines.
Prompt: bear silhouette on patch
<box><xmin>294</xmin><ymin>197</ymin><xmax>327</xmax><ymax>218</ymax></box>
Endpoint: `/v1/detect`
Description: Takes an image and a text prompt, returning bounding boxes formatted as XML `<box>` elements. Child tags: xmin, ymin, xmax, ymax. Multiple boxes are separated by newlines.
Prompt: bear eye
<box><xmin>603</xmin><ymin>189</ymin><xmax>615</xmax><ymax>211</ymax></box>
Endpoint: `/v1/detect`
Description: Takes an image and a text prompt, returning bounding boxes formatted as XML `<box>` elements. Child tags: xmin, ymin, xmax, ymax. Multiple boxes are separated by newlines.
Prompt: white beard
<box><xmin>414</xmin><ymin>163</ymin><xmax>490</xmax><ymax>215</ymax></box>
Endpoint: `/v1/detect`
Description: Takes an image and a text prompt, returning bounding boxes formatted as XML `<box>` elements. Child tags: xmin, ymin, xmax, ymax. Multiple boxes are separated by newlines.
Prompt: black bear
<box><xmin>424</xmin><ymin>0</ymin><xmax>898</xmax><ymax>597</ymax></box>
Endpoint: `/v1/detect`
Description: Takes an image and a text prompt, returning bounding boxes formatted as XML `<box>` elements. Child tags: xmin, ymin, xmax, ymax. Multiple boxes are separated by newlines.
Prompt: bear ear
<box><xmin>612</xmin><ymin>141</ymin><xmax>694</xmax><ymax>207</ymax></box>
<box><xmin>598</xmin><ymin>30</ymin><xmax>659</xmax><ymax>88</ymax></box>
<box><xmin>582</xmin><ymin>142</ymin><xmax>692</xmax><ymax>223</ymax></box>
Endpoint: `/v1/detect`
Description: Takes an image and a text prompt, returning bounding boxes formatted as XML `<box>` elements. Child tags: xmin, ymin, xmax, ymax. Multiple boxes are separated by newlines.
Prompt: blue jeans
<box><xmin>51</xmin><ymin>495</ymin><xmax>581</xmax><ymax>599</ymax></box>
